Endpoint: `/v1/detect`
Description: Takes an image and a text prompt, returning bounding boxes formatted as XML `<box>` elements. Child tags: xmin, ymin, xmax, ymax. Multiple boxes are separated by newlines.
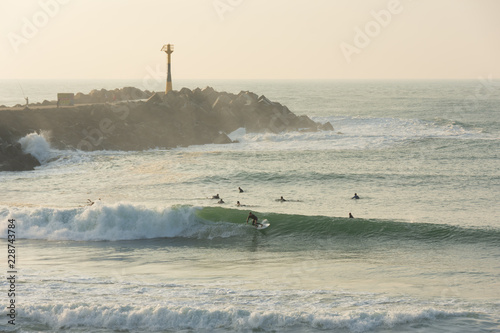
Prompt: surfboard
<box><xmin>255</xmin><ymin>219</ymin><xmax>270</xmax><ymax>230</ymax></box>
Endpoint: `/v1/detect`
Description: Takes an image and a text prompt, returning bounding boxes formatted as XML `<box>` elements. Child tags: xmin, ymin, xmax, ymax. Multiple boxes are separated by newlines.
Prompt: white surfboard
<box><xmin>255</xmin><ymin>219</ymin><xmax>270</xmax><ymax>230</ymax></box>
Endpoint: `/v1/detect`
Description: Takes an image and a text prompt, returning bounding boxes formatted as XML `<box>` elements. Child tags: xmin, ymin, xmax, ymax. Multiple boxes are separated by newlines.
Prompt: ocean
<box><xmin>1</xmin><ymin>79</ymin><xmax>499</xmax><ymax>332</ymax></box>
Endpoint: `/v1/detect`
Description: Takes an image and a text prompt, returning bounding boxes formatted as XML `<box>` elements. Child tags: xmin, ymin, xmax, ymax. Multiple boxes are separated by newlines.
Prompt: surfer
<box><xmin>238</xmin><ymin>187</ymin><xmax>244</xmax><ymax>193</ymax></box>
<box><xmin>86</xmin><ymin>198</ymin><xmax>101</xmax><ymax>206</ymax></box>
<box><xmin>218</xmin><ymin>198</ymin><xmax>225</xmax><ymax>204</ymax></box>
<box><xmin>349</xmin><ymin>212</ymin><xmax>354</xmax><ymax>218</ymax></box>
<box><xmin>246</xmin><ymin>212</ymin><xmax>261</xmax><ymax>227</ymax></box>
<box><xmin>352</xmin><ymin>193</ymin><xmax>360</xmax><ymax>199</ymax></box>
<box><xmin>212</xmin><ymin>194</ymin><xmax>220</xmax><ymax>199</ymax></box>
<box><xmin>279</xmin><ymin>196</ymin><xmax>286</xmax><ymax>202</ymax></box>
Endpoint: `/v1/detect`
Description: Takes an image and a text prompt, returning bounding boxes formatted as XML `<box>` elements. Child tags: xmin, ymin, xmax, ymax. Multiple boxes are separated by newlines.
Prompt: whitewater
<box><xmin>0</xmin><ymin>80</ymin><xmax>499</xmax><ymax>332</ymax></box>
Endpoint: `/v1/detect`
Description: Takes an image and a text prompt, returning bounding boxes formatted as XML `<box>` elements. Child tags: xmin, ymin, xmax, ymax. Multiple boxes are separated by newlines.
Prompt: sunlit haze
<box><xmin>1</xmin><ymin>0</ymin><xmax>499</xmax><ymax>80</ymax></box>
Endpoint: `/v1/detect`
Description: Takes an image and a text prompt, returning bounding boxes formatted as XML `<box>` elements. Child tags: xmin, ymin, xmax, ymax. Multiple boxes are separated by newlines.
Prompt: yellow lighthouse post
<box><xmin>161</xmin><ymin>44</ymin><xmax>174</xmax><ymax>94</ymax></box>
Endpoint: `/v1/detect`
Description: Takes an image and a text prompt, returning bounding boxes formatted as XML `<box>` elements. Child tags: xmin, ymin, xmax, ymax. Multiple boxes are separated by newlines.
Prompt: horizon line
<box><xmin>1</xmin><ymin>77</ymin><xmax>494</xmax><ymax>81</ymax></box>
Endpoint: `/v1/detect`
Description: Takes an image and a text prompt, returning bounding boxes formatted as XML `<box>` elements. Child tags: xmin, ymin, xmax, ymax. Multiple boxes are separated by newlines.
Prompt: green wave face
<box><xmin>196</xmin><ymin>206</ymin><xmax>500</xmax><ymax>247</ymax></box>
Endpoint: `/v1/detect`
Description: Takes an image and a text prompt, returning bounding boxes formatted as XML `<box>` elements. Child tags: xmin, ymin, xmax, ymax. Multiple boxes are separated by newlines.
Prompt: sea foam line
<box><xmin>10</xmin><ymin>302</ymin><xmax>476</xmax><ymax>332</ymax></box>
<box><xmin>181</xmin><ymin>115</ymin><xmax>485</xmax><ymax>153</ymax></box>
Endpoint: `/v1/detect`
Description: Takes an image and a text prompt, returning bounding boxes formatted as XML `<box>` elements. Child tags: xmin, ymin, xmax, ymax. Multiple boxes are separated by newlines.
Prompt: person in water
<box><xmin>352</xmin><ymin>193</ymin><xmax>360</xmax><ymax>199</ymax></box>
<box><xmin>212</xmin><ymin>194</ymin><xmax>220</xmax><ymax>199</ymax></box>
<box><xmin>218</xmin><ymin>198</ymin><xmax>224</xmax><ymax>204</ymax></box>
<box><xmin>246</xmin><ymin>212</ymin><xmax>261</xmax><ymax>227</ymax></box>
<box><xmin>238</xmin><ymin>187</ymin><xmax>244</xmax><ymax>193</ymax></box>
<box><xmin>349</xmin><ymin>212</ymin><xmax>354</xmax><ymax>218</ymax></box>
<box><xmin>86</xmin><ymin>198</ymin><xmax>101</xmax><ymax>206</ymax></box>
<box><xmin>279</xmin><ymin>196</ymin><xmax>286</xmax><ymax>202</ymax></box>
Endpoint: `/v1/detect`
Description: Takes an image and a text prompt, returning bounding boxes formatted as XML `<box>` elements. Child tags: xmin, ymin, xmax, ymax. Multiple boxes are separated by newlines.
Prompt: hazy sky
<box><xmin>1</xmin><ymin>0</ymin><xmax>499</xmax><ymax>80</ymax></box>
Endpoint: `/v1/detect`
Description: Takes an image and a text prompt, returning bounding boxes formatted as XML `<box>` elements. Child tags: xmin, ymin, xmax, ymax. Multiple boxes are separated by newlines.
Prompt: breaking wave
<box><xmin>1</xmin><ymin>204</ymin><xmax>498</xmax><ymax>246</ymax></box>
<box><xmin>18</xmin><ymin>131</ymin><xmax>55</xmax><ymax>164</ymax></box>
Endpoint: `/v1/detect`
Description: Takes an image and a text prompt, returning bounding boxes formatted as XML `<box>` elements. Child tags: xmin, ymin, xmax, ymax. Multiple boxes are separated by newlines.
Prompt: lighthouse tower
<box><xmin>161</xmin><ymin>44</ymin><xmax>174</xmax><ymax>94</ymax></box>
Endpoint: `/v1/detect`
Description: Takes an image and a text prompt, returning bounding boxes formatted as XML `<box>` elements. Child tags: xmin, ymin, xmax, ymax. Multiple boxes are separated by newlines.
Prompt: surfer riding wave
<box><xmin>246</xmin><ymin>212</ymin><xmax>262</xmax><ymax>227</ymax></box>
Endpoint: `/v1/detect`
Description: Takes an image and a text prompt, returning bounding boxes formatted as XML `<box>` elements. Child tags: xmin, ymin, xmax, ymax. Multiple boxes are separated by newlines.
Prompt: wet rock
<box><xmin>146</xmin><ymin>92</ymin><xmax>162</xmax><ymax>104</ymax></box>
<box><xmin>0</xmin><ymin>139</ymin><xmax>40</xmax><ymax>171</ymax></box>
<box><xmin>319</xmin><ymin>122</ymin><xmax>334</xmax><ymax>131</ymax></box>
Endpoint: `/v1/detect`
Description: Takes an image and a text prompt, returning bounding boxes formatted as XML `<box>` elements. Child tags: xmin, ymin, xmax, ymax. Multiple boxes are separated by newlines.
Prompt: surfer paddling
<box><xmin>246</xmin><ymin>212</ymin><xmax>262</xmax><ymax>227</ymax></box>
<box><xmin>352</xmin><ymin>193</ymin><xmax>360</xmax><ymax>199</ymax></box>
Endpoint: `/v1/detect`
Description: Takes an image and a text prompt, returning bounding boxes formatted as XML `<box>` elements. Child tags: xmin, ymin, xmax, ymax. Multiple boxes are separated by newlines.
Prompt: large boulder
<box><xmin>146</xmin><ymin>92</ymin><xmax>162</xmax><ymax>104</ymax></box>
<box><xmin>201</xmin><ymin>86</ymin><xmax>220</xmax><ymax>107</ymax></box>
<box><xmin>179</xmin><ymin>87</ymin><xmax>193</xmax><ymax>98</ymax></box>
<box><xmin>121</xmin><ymin>87</ymin><xmax>147</xmax><ymax>100</ymax></box>
<box><xmin>211</xmin><ymin>94</ymin><xmax>233</xmax><ymax>111</ymax></box>
<box><xmin>74</xmin><ymin>92</ymin><xmax>90</xmax><ymax>104</ymax></box>
<box><xmin>318</xmin><ymin>122</ymin><xmax>334</xmax><ymax>131</ymax></box>
<box><xmin>212</xmin><ymin>132</ymin><xmax>233</xmax><ymax>144</ymax></box>
<box><xmin>0</xmin><ymin>140</ymin><xmax>40</xmax><ymax>171</ymax></box>
<box><xmin>232</xmin><ymin>91</ymin><xmax>258</xmax><ymax>107</ymax></box>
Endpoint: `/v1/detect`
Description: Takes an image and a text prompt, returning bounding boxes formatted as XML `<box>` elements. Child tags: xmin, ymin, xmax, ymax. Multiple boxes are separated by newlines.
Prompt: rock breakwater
<box><xmin>0</xmin><ymin>86</ymin><xmax>333</xmax><ymax>171</ymax></box>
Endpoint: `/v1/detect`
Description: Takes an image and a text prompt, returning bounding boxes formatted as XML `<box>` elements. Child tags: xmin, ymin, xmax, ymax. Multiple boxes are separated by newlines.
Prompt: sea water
<box><xmin>0</xmin><ymin>79</ymin><xmax>499</xmax><ymax>332</ymax></box>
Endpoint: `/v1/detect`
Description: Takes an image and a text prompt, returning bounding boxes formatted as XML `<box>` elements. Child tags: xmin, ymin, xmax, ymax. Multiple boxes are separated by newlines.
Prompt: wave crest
<box><xmin>17</xmin><ymin>301</ymin><xmax>474</xmax><ymax>332</ymax></box>
<box><xmin>0</xmin><ymin>204</ymin><xmax>241</xmax><ymax>241</ymax></box>
<box><xmin>2</xmin><ymin>204</ymin><xmax>499</xmax><ymax>244</ymax></box>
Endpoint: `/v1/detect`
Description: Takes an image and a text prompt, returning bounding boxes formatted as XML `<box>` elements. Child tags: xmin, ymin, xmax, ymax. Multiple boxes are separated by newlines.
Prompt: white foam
<box><xmin>228</xmin><ymin>127</ymin><xmax>247</xmax><ymax>141</ymax></box>
<box><xmin>8</xmin><ymin>262</ymin><xmax>486</xmax><ymax>332</ymax></box>
<box><xmin>14</xmin><ymin>297</ymin><xmax>475</xmax><ymax>332</ymax></box>
<box><xmin>180</xmin><ymin>116</ymin><xmax>484</xmax><ymax>153</ymax></box>
<box><xmin>18</xmin><ymin>131</ymin><xmax>55</xmax><ymax>164</ymax></box>
<box><xmin>0</xmin><ymin>203</ymin><xmax>242</xmax><ymax>241</ymax></box>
